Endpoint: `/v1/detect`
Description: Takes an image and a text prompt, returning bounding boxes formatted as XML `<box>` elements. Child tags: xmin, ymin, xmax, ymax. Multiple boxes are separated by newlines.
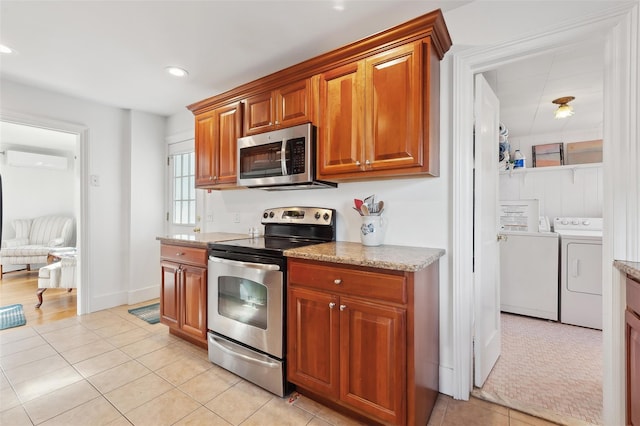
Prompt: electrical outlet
<box><xmin>206</xmin><ymin>214</ymin><xmax>214</xmax><ymax>222</ymax></box>
<box><xmin>233</xmin><ymin>213</ymin><xmax>241</xmax><ymax>223</ymax></box>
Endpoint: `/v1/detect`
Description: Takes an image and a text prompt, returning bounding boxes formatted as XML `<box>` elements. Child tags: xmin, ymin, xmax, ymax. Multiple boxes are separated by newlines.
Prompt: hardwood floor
<box><xmin>0</xmin><ymin>269</ymin><xmax>77</xmax><ymax>326</ymax></box>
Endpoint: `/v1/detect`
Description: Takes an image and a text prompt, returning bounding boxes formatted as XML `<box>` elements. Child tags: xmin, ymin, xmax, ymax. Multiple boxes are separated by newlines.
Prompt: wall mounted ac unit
<box><xmin>5</xmin><ymin>150</ymin><xmax>68</xmax><ymax>170</ymax></box>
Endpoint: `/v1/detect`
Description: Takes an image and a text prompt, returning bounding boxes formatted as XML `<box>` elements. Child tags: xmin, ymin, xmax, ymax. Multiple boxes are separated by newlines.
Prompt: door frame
<box><xmin>0</xmin><ymin>109</ymin><xmax>90</xmax><ymax>315</ymax></box>
<box><xmin>450</xmin><ymin>4</ymin><xmax>638</xmax><ymax>425</ymax></box>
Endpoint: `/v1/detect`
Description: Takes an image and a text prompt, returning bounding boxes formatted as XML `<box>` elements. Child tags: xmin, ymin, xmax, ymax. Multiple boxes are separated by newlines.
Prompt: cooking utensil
<box><xmin>353</xmin><ymin>207</ymin><xmax>364</xmax><ymax>216</ymax></box>
<box><xmin>354</xmin><ymin>199</ymin><xmax>363</xmax><ymax>210</ymax></box>
<box><xmin>363</xmin><ymin>194</ymin><xmax>375</xmax><ymax>209</ymax></box>
<box><xmin>360</xmin><ymin>204</ymin><xmax>370</xmax><ymax>216</ymax></box>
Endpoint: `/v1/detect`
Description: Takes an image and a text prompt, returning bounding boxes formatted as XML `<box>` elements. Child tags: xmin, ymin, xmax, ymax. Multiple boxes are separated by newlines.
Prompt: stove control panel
<box><xmin>553</xmin><ymin>217</ymin><xmax>603</xmax><ymax>231</ymax></box>
<box><xmin>262</xmin><ymin>207</ymin><xmax>335</xmax><ymax>225</ymax></box>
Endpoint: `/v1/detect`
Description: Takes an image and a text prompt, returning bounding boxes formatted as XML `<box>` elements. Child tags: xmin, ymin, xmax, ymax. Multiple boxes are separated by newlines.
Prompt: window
<box><xmin>172</xmin><ymin>151</ymin><xmax>195</xmax><ymax>225</ymax></box>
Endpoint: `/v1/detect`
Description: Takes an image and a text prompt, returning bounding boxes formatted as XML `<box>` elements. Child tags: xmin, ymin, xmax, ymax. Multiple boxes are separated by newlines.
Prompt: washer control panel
<box><xmin>553</xmin><ymin>217</ymin><xmax>603</xmax><ymax>232</ymax></box>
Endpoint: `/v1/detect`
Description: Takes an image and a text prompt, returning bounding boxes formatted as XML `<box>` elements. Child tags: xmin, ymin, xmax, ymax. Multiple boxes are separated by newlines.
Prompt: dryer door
<box><xmin>566</xmin><ymin>242</ymin><xmax>602</xmax><ymax>295</ymax></box>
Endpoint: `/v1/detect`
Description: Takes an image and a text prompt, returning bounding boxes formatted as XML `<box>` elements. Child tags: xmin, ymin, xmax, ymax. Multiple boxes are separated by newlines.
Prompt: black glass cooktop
<box><xmin>209</xmin><ymin>236</ymin><xmax>325</xmax><ymax>258</ymax></box>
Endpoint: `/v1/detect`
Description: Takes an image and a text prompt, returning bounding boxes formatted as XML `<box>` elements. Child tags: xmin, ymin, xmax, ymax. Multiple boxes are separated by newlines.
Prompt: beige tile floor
<box><xmin>0</xmin><ymin>300</ymin><xmax>560</xmax><ymax>426</ymax></box>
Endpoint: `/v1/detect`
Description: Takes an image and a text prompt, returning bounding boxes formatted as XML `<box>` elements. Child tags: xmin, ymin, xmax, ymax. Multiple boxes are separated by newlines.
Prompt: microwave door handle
<box><xmin>281</xmin><ymin>141</ymin><xmax>288</xmax><ymax>176</ymax></box>
<box><xmin>209</xmin><ymin>256</ymin><xmax>280</xmax><ymax>271</ymax></box>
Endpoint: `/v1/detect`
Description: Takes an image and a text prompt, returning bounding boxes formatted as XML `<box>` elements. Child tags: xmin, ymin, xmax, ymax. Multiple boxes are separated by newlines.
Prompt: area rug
<box><xmin>128</xmin><ymin>303</ymin><xmax>160</xmax><ymax>324</ymax></box>
<box><xmin>0</xmin><ymin>304</ymin><xmax>27</xmax><ymax>330</ymax></box>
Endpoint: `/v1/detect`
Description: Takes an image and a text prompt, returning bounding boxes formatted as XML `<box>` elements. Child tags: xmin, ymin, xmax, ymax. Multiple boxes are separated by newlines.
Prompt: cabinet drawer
<box><xmin>627</xmin><ymin>276</ymin><xmax>640</xmax><ymax>315</ymax></box>
<box><xmin>288</xmin><ymin>260</ymin><xmax>406</xmax><ymax>304</ymax></box>
<box><xmin>161</xmin><ymin>244</ymin><xmax>207</xmax><ymax>266</ymax></box>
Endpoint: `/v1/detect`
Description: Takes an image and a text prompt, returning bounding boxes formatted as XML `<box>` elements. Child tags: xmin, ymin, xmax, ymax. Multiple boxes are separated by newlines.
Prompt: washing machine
<box><xmin>500</xmin><ymin>230</ymin><xmax>559</xmax><ymax>320</ymax></box>
<box><xmin>554</xmin><ymin>217</ymin><xmax>603</xmax><ymax>330</ymax></box>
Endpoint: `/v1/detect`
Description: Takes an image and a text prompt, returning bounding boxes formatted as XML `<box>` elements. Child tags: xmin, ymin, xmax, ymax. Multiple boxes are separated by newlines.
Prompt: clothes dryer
<box><xmin>554</xmin><ymin>217</ymin><xmax>603</xmax><ymax>330</ymax></box>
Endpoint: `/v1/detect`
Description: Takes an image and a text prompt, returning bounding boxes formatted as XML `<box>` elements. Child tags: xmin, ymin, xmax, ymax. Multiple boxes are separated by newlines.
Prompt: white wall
<box><xmin>500</xmin><ymin>165</ymin><xmax>603</xmax><ymax>220</ymax></box>
<box><xmin>0</xmin><ymin>154</ymin><xmax>75</xmax><ymax>236</ymax></box>
<box><xmin>0</xmin><ymin>78</ymin><xmax>166</xmax><ymax>312</ymax></box>
<box><xmin>127</xmin><ymin>110</ymin><xmax>166</xmax><ymax>304</ymax></box>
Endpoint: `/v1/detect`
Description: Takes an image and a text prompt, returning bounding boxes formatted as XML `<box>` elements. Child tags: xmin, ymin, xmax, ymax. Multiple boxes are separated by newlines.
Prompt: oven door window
<box><xmin>218</xmin><ymin>276</ymin><xmax>268</xmax><ymax>329</ymax></box>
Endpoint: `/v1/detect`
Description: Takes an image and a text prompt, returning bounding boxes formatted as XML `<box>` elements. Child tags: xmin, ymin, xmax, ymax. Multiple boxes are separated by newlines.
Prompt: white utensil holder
<box><xmin>360</xmin><ymin>215</ymin><xmax>386</xmax><ymax>246</ymax></box>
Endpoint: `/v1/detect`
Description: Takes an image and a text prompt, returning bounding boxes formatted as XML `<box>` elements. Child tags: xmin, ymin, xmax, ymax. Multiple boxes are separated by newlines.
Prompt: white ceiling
<box><xmin>483</xmin><ymin>39</ymin><xmax>604</xmax><ymax>138</ymax></box>
<box><xmin>0</xmin><ymin>0</ymin><xmax>607</xmax><ymax>148</ymax></box>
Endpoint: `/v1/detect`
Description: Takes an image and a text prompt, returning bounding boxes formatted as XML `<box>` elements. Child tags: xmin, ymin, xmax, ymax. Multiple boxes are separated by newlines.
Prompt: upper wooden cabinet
<box><xmin>194</xmin><ymin>101</ymin><xmax>242</xmax><ymax>188</ymax></box>
<box><xmin>188</xmin><ymin>9</ymin><xmax>451</xmax><ymax>187</ymax></box>
<box><xmin>244</xmin><ymin>79</ymin><xmax>313</xmax><ymax>135</ymax></box>
<box><xmin>317</xmin><ymin>39</ymin><xmax>438</xmax><ymax>181</ymax></box>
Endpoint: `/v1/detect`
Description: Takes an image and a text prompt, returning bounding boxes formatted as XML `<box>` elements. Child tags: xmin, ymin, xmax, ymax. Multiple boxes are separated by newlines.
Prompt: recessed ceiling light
<box><xmin>0</xmin><ymin>44</ymin><xmax>15</xmax><ymax>54</ymax></box>
<box><xmin>165</xmin><ymin>66</ymin><xmax>189</xmax><ymax>78</ymax></box>
<box><xmin>333</xmin><ymin>1</ymin><xmax>344</xmax><ymax>11</ymax></box>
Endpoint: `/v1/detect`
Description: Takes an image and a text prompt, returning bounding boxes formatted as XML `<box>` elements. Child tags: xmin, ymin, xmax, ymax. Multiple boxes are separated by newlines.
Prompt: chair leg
<box><xmin>36</xmin><ymin>288</ymin><xmax>47</xmax><ymax>308</ymax></box>
<box><xmin>27</xmin><ymin>264</ymin><xmax>31</xmax><ymax>271</ymax></box>
<box><xmin>0</xmin><ymin>265</ymin><xmax>3</xmax><ymax>280</ymax></box>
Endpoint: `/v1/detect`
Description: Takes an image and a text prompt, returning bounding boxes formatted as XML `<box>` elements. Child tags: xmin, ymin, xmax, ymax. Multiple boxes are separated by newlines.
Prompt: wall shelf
<box><xmin>500</xmin><ymin>162</ymin><xmax>602</xmax><ymax>175</ymax></box>
<box><xmin>500</xmin><ymin>162</ymin><xmax>602</xmax><ymax>184</ymax></box>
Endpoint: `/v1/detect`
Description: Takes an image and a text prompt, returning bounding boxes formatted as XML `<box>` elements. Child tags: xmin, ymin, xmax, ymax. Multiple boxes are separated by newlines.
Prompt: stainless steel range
<box><xmin>207</xmin><ymin>206</ymin><xmax>336</xmax><ymax>396</ymax></box>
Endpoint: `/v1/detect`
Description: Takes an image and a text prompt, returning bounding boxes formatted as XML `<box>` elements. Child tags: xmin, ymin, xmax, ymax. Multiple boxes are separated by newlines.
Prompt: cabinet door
<box><xmin>195</xmin><ymin>111</ymin><xmax>217</xmax><ymax>186</ymax></box>
<box><xmin>277</xmin><ymin>79</ymin><xmax>312</xmax><ymax>128</ymax></box>
<box><xmin>364</xmin><ymin>41</ymin><xmax>422</xmax><ymax>171</ymax></box>
<box><xmin>627</xmin><ymin>309</ymin><xmax>640</xmax><ymax>426</ymax></box>
<box><xmin>180</xmin><ymin>265</ymin><xmax>208</xmax><ymax>340</ymax></box>
<box><xmin>287</xmin><ymin>287</ymin><xmax>340</xmax><ymax>397</ymax></box>
<box><xmin>244</xmin><ymin>92</ymin><xmax>274</xmax><ymax>135</ymax></box>
<box><xmin>216</xmin><ymin>102</ymin><xmax>242</xmax><ymax>185</ymax></box>
<box><xmin>339</xmin><ymin>296</ymin><xmax>406</xmax><ymax>425</ymax></box>
<box><xmin>160</xmin><ymin>261</ymin><xmax>180</xmax><ymax>327</ymax></box>
<box><xmin>317</xmin><ymin>61</ymin><xmax>365</xmax><ymax>177</ymax></box>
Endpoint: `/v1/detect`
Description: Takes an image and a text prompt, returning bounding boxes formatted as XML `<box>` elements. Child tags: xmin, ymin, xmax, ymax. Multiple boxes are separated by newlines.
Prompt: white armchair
<box><xmin>0</xmin><ymin>216</ymin><xmax>74</xmax><ymax>278</ymax></box>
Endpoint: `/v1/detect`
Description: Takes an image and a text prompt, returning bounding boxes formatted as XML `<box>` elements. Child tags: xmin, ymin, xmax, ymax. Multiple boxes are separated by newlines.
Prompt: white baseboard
<box><xmin>439</xmin><ymin>365</ymin><xmax>454</xmax><ymax>398</ymax></box>
<box><xmin>128</xmin><ymin>285</ymin><xmax>159</xmax><ymax>305</ymax></box>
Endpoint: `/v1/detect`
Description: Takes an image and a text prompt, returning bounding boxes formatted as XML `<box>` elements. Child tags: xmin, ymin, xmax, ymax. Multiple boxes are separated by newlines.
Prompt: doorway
<box><xmin>473</xmin><ymin>39</ymin><xmax>605</xmax><ymax>424</ymax></box>
<box><xmin>0</xmin><ymin>113</ymin><xmax>88</xmax><ymax>315</ymax></box>
<box><xmin>451</xmin><ymin>5</ymin><xmax>636</xmax><ymax>426</ymax></box>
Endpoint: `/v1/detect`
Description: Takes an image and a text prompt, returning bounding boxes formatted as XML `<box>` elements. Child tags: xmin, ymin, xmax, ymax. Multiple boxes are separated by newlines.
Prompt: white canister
<box><xmin>360</xmin><ymin>215</ymin><xmax>386</xmax><ymax>246</ymax></box>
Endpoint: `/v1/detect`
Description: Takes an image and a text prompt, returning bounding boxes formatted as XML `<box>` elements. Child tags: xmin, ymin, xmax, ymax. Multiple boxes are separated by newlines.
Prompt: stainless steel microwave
<box><xmin>237</xmin><ymin>123</ymin><xmax>336</xmax><ymax>190</ymax></box>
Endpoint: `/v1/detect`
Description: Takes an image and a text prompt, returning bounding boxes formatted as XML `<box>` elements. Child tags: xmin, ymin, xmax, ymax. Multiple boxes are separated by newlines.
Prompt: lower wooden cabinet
<box><xmin>627</xmin><ymin>275</ymin><xmax>640</xmax><ymax>426</ymax></box>
<box><xmin>160</xmin><ymin>244</ymin><xmax>208</xmax><ymax>348</ymax></box>
<box><xmin>287</xmin><ymin>258</ymin><xmax>439</xmax><ymax>425</ymax></box>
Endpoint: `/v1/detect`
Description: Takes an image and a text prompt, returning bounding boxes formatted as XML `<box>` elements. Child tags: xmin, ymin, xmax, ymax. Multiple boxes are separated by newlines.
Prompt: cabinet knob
<box><xmin>209</xmin><ymin>176</ymin><xmax>213</xmax><ymax>181</ymax></box>
<box><xmin>355</xmin><ymin>160</ymin><xmax>361</xmax><ymax>166</ymax></box>
<box><xmin>333</xmin><ymin>279</ymin><xmax>342</xmax><ymax>285</ymax></box>
<box><xmin>329</xmin><ymin>302</ymin><xmax>336</xmax><ymax>309</ymax></box>
<box><xmin>339</xmin><ymin>304</ymin><xmax>347</xmax><ymax>311</ymax></box>
<box><xmin>365</xmin><ymin>160</ymin><xmax>371</xmax><ymax>166</ymax></box>
<box><xmin>275</xmin><ymin>120</ymin><xmax>279</xmax><ymax>125</ymax></box>
<box><xmin>213</xmin><ymin>176</ymin><xmax>218</xmax><ymax>180</ymax></box>
<box><xmin>176</xmin><ymin>252</ymin><xmax>184</xmax><ymax>256</ymax></box>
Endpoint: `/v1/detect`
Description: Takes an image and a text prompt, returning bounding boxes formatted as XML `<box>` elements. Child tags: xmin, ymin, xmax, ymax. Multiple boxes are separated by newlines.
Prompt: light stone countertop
<box><xmin>284</xmin><ymin>241</ymin><xmax>445</xmax><ymax>272</ymax></box>
<box><xmin>156</xmin><ymin>232</ymin><xmax>249</xmax><ymax>249</ymax></box>
<box><xmin>614</xmin><ymin>260</ymin><xmax>640</xmax><ymax>282</ymax></box>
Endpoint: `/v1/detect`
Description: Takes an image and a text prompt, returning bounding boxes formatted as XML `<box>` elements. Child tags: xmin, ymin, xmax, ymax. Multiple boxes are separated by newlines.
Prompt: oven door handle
<box><xmin>210</xmin><ymin>335</ymin><xmax>281</xmax><ymax>369</ymax></box>
<box><xmin>209</xmin><ymin>256</ymin><xmax>280</xmax><ymax>271</ymax></box>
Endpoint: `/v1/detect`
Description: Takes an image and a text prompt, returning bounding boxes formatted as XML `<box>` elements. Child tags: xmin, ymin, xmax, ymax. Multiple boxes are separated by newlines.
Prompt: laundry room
<box><xmin>474</xmin><ymin>38</ymin><xmax>605</xmax><ymax>425</ymax></box>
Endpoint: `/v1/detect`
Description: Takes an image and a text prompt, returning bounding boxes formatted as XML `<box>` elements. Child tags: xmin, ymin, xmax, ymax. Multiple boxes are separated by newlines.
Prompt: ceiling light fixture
<box><xmin>552</xmin><ymin>96</ymin><xmax>575</xmax><ymax>119</ymax></box>
<box><xmin>0</xmin><ymin>44</ymin><xmax>15</xmax><ymax>54</ymax></box>
<box><xmin>333</xmin><ymin>0</ymin><xmax>345</xmax><ymax>11</ymax></box>
<box><xmin>165</xmin><ymin>66</ymin><xmax>189</xmax><ymax>78</ymax></box>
